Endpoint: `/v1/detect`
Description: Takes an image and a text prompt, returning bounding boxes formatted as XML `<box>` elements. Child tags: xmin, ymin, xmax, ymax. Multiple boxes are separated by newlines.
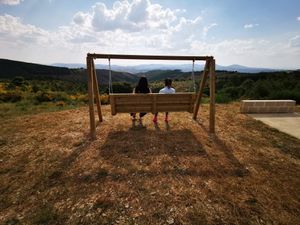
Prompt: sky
<box><xmin>0</xmin><ymin>0</ymin><xmax>300</xmax><ymax>68</ymax></box>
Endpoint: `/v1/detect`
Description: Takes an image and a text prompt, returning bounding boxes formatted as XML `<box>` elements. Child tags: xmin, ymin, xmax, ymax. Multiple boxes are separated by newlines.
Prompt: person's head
<box><xmin>165</xmin><ymin>78</ymin><xmax>172</xmax><ymax>88</ymax></box>
<box><xmin>137</xmin><ymin>76</ymin><xmax>149</xmax><ymax>89</ymax></box>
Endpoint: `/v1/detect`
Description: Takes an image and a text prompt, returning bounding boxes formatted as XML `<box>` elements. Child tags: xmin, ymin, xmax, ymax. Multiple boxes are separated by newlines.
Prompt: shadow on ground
<box><xmin>96</xmin><ymin>128</ymin><xmax>249</xmax><ymax>181</ymax></box>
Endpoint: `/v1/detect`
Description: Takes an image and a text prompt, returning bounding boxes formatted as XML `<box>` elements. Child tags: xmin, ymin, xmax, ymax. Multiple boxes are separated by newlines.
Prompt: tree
<box><xmin>105</xmin><ymin>82</ymin><xmax>133</xmax><ymax>94</ymax></box>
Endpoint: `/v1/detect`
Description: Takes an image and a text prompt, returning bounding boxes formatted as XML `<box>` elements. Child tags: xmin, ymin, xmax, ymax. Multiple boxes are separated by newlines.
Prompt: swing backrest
<box><xmin>110</xmin><ymin>93</ymin><xmax>196</xmax><ymax>115</ymax></box>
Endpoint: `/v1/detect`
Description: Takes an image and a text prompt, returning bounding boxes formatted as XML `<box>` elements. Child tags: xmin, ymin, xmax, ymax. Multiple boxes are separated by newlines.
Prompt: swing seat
<box><xmin>109</xmin><ymin>93</ymin><xmax>196</xmax><ymax>115</ymax></box>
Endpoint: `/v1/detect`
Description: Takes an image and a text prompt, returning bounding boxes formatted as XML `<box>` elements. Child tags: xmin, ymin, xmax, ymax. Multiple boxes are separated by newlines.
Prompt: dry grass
<box><xmin>0</xmin><ymin>103</ymin><xmax>300</xmax><ymax>225</ymax></box>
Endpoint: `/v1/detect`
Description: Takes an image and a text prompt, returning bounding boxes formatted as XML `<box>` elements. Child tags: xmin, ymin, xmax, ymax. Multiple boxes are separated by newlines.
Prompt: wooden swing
<box><xmin>110</xmin><ymin>93</ymin><xmax>196</xmax><ymax>115</ymax></box>
<box><xmin>86</xmin><ymin>54</ymin><xmax>216</xmax><ymax>139</ymax></box>
<box><xmin>108</xmin><ymin>58</ymin><xmax>197</xmax><ymax>115</ymax></box>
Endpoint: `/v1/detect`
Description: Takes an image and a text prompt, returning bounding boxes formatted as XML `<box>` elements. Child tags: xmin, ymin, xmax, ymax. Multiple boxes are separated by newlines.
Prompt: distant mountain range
<box><xmin>52</xmin><ymin>63</ymin><xmax>281</xmax><ymax>73</ymax></box>
<box><xmin>1</xmin><ymin>58</ymin><xmax>296</xmax><ymax>87</ymax></box>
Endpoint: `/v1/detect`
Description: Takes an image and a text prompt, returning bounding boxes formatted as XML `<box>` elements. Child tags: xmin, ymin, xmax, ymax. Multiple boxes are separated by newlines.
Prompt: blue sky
<box><xmin>0</xmin><ymin>0</ymin><xmax>300</xmax><ymax>68</ymax></box>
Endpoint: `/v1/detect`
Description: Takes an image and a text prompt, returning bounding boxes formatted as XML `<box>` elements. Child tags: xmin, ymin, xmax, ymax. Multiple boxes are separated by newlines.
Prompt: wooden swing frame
<box><xmin>86</xmin><ymin>53</ymin><xmax>216</xmax><ymax>139</ymax></box>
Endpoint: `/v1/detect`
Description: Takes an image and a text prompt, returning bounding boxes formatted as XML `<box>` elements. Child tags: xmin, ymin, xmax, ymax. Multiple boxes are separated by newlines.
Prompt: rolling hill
<box><xmin>0</xmin><ymin>59</ymin><xmax>139</xmax><ymax>85</ymax></box>
<box><xmin>0</xmin><ymin>58</ymin><xmax>71</xmax><ymax>79</ymax></box>
<box><xmin>140</xmin><ymin>69</ymin><xmax>194</xmax><ymax>82</ymax></box>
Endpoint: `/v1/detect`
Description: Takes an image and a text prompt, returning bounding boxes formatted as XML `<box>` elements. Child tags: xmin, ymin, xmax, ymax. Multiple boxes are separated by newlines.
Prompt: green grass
<box><xmin>0</xmin><ymin>101</ymin><xmax>85</xmax><ymax>119</ymax></box>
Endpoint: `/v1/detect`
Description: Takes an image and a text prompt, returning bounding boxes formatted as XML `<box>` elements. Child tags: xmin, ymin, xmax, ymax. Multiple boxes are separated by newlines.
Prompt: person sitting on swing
<box><xmin>153</xmin><ymin>78</ymin><xmax>175</xmax><ymax>123</ymax></box>
<box><xmin>131</xmin><ymin>76</ymin><xmax>151</xmax><ymax>122</ymax></box>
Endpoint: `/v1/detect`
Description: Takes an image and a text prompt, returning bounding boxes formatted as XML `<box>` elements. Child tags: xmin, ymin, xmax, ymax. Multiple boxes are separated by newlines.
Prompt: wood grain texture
<box><xmin>110</xmin><ymin>93</ymin><xmax>196</xmax><ymax>114</ymax></box>
<box><xmin>87</xmin><ymin>57</ymin><xmax>96</xmax><ymax>139</ymax></box>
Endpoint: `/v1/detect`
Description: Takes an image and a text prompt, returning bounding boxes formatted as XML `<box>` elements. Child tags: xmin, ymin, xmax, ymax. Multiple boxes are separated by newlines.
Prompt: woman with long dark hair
<box><xmin>131</xmin><ymin>76</ymin><xmax>151</xmax><ymax>121</ymax></box>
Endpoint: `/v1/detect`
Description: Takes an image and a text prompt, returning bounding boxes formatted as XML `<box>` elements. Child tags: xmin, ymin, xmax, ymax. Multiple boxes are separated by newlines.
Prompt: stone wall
<box><xmin>240</xmin><ymin>100</ymin><xmax>296</xmax><ymax>113</ymax></box>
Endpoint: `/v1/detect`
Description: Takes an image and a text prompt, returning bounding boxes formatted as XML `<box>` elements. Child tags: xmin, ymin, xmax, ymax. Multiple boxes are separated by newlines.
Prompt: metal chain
<box><xmin>191</xmin><ymin>59</ymin><xmax>196</xmax><ymax>92</ymax></box>
<box><xmin>108</xmin><ymin>58</ymin><xmax>113</xmax><ymax>94</ymax></box>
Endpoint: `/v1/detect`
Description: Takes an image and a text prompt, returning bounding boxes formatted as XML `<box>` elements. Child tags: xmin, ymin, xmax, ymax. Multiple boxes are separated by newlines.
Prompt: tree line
<box><xmin>1</xmin><ymin>70</ymin><xmax>299</xmax><ymax>107</ymax></box>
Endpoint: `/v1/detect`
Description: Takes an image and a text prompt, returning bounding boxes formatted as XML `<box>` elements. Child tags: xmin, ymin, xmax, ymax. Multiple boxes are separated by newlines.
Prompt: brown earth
<box><xmin>0</xmin><ymin>103</ymin><xmax>300</xmax><ymax>225</ymax></box>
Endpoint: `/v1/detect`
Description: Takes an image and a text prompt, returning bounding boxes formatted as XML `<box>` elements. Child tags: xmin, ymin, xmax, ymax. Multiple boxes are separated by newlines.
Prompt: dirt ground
<box><xmin>0</xmin><ymin>103</ymin><xmax>300</xmax><ymax>225</ymax></box>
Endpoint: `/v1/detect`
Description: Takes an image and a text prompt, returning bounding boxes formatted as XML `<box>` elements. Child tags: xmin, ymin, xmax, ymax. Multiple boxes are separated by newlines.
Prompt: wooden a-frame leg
<box><xmin>209</xmin><ymin>59</ymin><xmax>216</xmax><ymax>133</ymax></box>
<box><xmin>193</xmin><ymin>60</ymin><xmax>209</xmax><ymax>119</ymax></box>
<box><xmin>92</xmin><ymin>60</ymin><xmax>103</xmax><ymax>122</ymax></box>
<box><xmin>87</xmin><ymin>56</ymin><xmax>96</xmax><ymax>139</ymax></box>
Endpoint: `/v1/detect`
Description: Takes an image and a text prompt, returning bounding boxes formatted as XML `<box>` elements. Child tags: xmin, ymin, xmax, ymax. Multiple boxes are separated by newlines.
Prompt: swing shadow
<box><xmin>193</xmin><ymin>118</ymin><xmax>249</xmax><ymax>177</ymax></box>
<box><xmin>129</xmin><ymin>119</ymin><xmax>170</xmax><ymax>131</ymax></box>
<box><xmin>144</xmin><ymin>121</ymin><xmax>170</xmax><ymax>131</ymax></box>
<box><xmin>129</xmin><ymin>119</ymin><xmax>147</xmax><ymax>130</ymax></box>
<box><xmin>96</xmin><ymin>128</ymin><xmax>248</xmax><ymax>181</ymax></box>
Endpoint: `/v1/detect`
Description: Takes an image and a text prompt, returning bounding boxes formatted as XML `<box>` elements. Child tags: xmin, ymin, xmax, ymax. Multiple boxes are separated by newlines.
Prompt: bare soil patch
<box><xmin>1</xmin><ymin>103</ymin><xmax>300</xmax><ymax>224</ymax></box>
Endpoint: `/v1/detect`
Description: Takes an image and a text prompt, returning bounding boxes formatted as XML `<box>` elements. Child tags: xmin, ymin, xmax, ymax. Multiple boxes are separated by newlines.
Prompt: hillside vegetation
<box><xmin>0</xmin><ymin>59</ymin><xmax>138</xmax><ymax>84</ymax></box>
<box><xmin>0</xmin><ymin>59</ymin><xmax>299</xmax><ymax>118</ymax></box>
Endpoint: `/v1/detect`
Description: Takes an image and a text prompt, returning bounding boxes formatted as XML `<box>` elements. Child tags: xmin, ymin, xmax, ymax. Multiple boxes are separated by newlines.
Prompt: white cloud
<box><xmin>91</xmin><ymin>2</ymin><xmax>136</xmax><ymax>31</ymax></box>
<box><xmin>244</xmin><ymin>23</ymin><xmax>259</xmax><ymax>29</ymax></box>
<box><xmin>73</xmin><ymin>11</ymin><xmax>91</xmax><ymax>27</ymax></box>
<box><xmin>289</xmin><ymin>35</ymin><xmax>300</xmax><ymax>48</ymax></box>
<box><xmin>191</xmin><ymin>39</ymin><xmax>258</xmax><ymax>57</ymax></box>
<box><xmin>147</xmin><ymin>3</ymin><xmax>177</xmax><ymax>29</ymax></box>
<box><xmin>203</xmin><ymin>23</ymin><xmax>217</xmax><ymax>38</ymax></box>
<box><xmin>72</xmin><ymin>0</ymin><xmax>180</xmax><ymax>32</ymax></box>
<box><xmin>68</xmin><ymin>0</ymin><xmax>211</xmax><ymax>52</ymax></box>
<box><xmin>297</xmin><ymin>16</ymin><xmax>300</xmax><ymax>21</ymax></box>
<box><xmin>0</xmin><ymin>1</ymin><xmax>299</xmax><ymax>69</ymax></box>
<box><xmin>0</xmin><ymin>0</ymin><xmax>23</xmax><ymax>5</ymax></box>
<box><xmin>0</xmin><ymin>14</ymin><xmax>49</xmax><ymax>44</ymax></box>
<box><xmin>127</xmin><ymin>0</ymin><xmax>149</xmax><ymax>23</ymax></box>
<box><xmin>189</xmin><ymin>37</ymin><xmax>300</xmax><ymax>68</ymax></box>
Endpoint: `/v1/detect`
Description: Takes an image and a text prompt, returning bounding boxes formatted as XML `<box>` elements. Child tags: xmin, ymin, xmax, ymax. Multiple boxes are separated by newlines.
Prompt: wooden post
<box><xmin>189</xmin><ymin>94</ymin><xmax>193</xmax><ymax>113</ymax></box>
<box><xmin>193</xmin><ymin>60</ymin><xmax>209</xmax><ymax>119</ymax></box>
<box><xmin>87</xmin><ymin>56</ymin><xmax>96</xmax><ymax>139</ymax></box>
<box><xmin>209</xmin><ymin>59</ymin><xmax>216</xmax><ymax>133</ymax></box>
<box><xmin>110</xmin><ymin>95</ymin><xmax>116</xmax><ymax>115</ymax></box>
<box><xmin>91</xmin><ymin>60</ymin><xmax>103</xmax><ymax>122</ymax></box>
<box><xmin>152</xmin><ymin>94</ymin><xmax>157</xmax><ymax>114</ymax></box>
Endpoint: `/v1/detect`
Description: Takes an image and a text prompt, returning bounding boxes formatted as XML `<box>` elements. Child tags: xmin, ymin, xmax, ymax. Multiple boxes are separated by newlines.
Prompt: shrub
<box><xmin>52</xmin><ymin>92</ymin><xmax>69</xmax><ymax>102</ymax></box>
<box><xmin>100</xmin><ymin>94</ymin><xmax>109</xmax><ymax>104</ymax></box>
<box><xmin>35</xmin><ymin>91</ymin><xmax>53</xmax><ymax>102</ymax></box>
<box><xmin>6</xmin><ymin>76</ymin><xmax>30</xmax><ymax>92</ymax></box>
<box><xmin>35</xmin><ymin>91</ymin><xmax>69</xmax><ymax>103</ymax></box>
<box><xmin>77</xmin><ymin>94</ymin><xmax>89</xmax><ymax>103</ymax></box>
<box><xmin>221</xmin><ymin>86</ymin><xmax>243</xmax><ymax>99</ymax></box>
<box><xmin>56</xmin><ymin>101</ymin><xmax>66</xmax><ymax>107</ymax></box>
<box><xmin>11</xmin><ymin>76</ymin><xmax>25</xmax><ymax>86</ymax></box>
<box><xmin>111</xmin><ymin>82</ymin><xmax>132</xmax><ymax>93</ymax></box>
<box><xmin>240</xmin><ymin>79</ymin><xmax>255</xmax><ymax>90</ymax></box>
<box><xmin>32</xmin><ymin>84</ymin><xmax>40</xmax><ymax>93</ymax></box>
<box><xmin>76</xmin><ymin>94</ymin><xmax>109</xmax><ymax>104</ymax></box>
<box><xmin>269</xmin><ymin>90</ymin><xmax>300</xmax><ymax>103</ymax></box>
<box><xmin>0</xmin><ymin>91</ymin><xmax>23</xmax><ymax>102</ymax></box>
<box><xmin>249</xmin><ymin>80</ymin><xmax>271</xmax><ymax>98</ymax></box>
<box><xmin>216</xmin><ymin>93</ymin><xmax>232</xmax><ymax>103</ymax></box>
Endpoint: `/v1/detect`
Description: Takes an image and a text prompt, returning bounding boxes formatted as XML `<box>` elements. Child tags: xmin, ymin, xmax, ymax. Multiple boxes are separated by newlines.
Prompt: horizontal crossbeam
<box><xmin>87</xmin><ymin>53</ymin><xmax>213</xmax><ymax>61</ymax></box>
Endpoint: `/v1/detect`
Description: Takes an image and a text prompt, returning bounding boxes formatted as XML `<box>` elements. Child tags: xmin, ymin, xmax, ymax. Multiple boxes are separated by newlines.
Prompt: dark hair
<box><xmin>165</xmin><ymin>78</ymin><xmax>172</xmax><ymax>88</ymax></box>
<box><xmin>135</xmin><ymin>76</ymin><xmax>150</xmax><ymax>93</ymax></box>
